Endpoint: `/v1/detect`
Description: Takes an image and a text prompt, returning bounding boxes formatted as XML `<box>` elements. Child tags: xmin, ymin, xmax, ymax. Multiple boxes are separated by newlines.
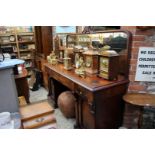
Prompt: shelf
<box><xmin>19</xmin><ymin>49</ymin><xmax>35</xmax><ymax>52</ymax></box>
<box><xmin>17</xmin><ymin>32</ymin><xmax>34</xmax><ymax>36</ymax></box>
<box><xmin>0</xmin><ymin>33</ymin><xmax>16</xmax><ymax>37</ymax></box>
<box><xmin>0</xmin><ymin>42</ymin><xmax>17</xmax><ymax>45</ymax></box>
<box><xmin>18</xmin><ymin>40</ymin><xmax>35</xmax><ymax>44</ymax></box>
<box><xmin>0</xmin><ymin>27</ymin><xmax>35</xmax><ymax>79</ymax></box>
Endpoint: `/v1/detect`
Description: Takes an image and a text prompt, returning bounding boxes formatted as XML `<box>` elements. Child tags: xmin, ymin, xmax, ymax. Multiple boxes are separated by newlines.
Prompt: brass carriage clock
<box><xmin>63</xmin><ymin>48</ymin><xmax>73</xmax><ymax>70</ymax></box>
<box><xmin>74</xmin><ymin>46</ymin><xmax>84</xmax><ymax>68</ymax></box>
<box><xmin>63</xmin><ymin>57</ymin><xmax>72</xmax><ymax>70</ymax></box>
<box><xmin>66</xmin><ymin>47</ymin><xmax>74</xmax><ymax>64</ymax></box>
<box><xmin>83</xmin><ymin>50</ymin><xmax>99</xmax><ymax>75</ymax></box>
<box><xmin>98</xmin><ymin>50</ymin><xmax>119</xmax><ymax>80</ymax></box>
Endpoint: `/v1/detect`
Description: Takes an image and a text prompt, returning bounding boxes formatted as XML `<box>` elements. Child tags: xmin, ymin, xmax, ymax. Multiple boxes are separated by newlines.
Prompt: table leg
<box><xmin>138</xmin><ymin>107</ymin><xmax>144</xmax><ymax>129</ymax></box>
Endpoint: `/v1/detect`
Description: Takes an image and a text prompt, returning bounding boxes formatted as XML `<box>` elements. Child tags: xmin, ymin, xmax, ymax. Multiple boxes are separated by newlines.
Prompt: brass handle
<box><xmin>36</xmin><ymin>117</ymin><xmax>44</xmax><ymax>123</ymax></box>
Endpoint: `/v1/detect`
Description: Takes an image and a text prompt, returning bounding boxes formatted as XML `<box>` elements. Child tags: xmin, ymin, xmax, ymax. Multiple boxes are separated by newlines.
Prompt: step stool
<box><xmin>19</xmin><ymin>102</ymin><xmax>56</xmax><ymax>129</ymax></box>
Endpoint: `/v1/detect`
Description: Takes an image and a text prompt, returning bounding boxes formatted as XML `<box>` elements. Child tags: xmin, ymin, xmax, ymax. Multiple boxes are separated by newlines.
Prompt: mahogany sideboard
<box><xmin>45</xmin><ymin>63</ymin><xmax>129</xmax><ymax>129</ymax></box>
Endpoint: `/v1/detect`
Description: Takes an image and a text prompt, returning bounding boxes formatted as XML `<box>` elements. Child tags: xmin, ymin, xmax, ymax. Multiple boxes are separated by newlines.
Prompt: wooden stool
<box><xmin>123</xmin><ymin>93</ymin><xmax>155</xmax><ymax>128</ymax></box>
<box><xmin>19</xmin><ymin>102</ymin><xmax>56</xmax><ymax>129</ymax></box>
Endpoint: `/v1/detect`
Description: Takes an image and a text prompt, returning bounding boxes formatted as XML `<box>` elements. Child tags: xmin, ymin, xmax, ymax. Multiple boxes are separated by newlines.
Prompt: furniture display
<box><xmin>0</xmin><ymin>59</ymin><xmax>24</xmax><ymax>113</ymax></box>
<box><xmin>0</xmin><ymin>33</ymin><xmax>18</xmax><ymax>58</ymax></box>
<box><xmin>45</xmin><ymin>30</ymin><xmax>131</xmax><ymax>129</ymax></box>
<box><xmin>15</xmin><ymin>68</ymin><xmax>30</xmax><ymax>103</ymax></box>
<box><xmin>123</xmin><ymin>93</ymin><xmax>155</xmax><ymax>128</ymax></box>
<box><xmin>45</xmin><ymin>63</ymin><xmax>128</xmax><ymax>128</ymax></box>
<box><xmin>19</xmin><ymin>102</ymin><xmax>56</xmax><ymax>129</ymax></box>
<box><xmin>0</xmin><ymin>27</ymin><xmax>36</xmax><ymax>77</ymax></box>
<box><xmin>17</xmin><ymin>32</ymin><xmax>35</xmax><ymax>76</ymax></box>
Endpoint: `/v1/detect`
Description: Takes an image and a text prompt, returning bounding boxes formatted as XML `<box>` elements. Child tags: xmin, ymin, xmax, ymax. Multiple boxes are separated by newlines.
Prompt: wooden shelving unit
<box><xmin>0</xmin><ymin>27</ymin><xmax>36</xmax><ymax>76</ymax></box>
<box><xmin>0</xmin><ymin>42</ymin><xmax>17</xmax><ymax>45</ymax></box>
<box><xmin>18</xmin><ymin>41</ymin><xmax>35</xmax><ymax>44</ymax></box>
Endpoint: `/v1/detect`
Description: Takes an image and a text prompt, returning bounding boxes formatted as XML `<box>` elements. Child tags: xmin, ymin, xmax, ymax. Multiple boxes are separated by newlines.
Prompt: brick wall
<box><xmin>120</xmin><ymin>26</ymin><xmax>155</xmax><ymax>128</ymax></box>
<box><xmin>121</xmin><ymin>26</ymin><xmax>155</xmax><ymax>94</ymax></box>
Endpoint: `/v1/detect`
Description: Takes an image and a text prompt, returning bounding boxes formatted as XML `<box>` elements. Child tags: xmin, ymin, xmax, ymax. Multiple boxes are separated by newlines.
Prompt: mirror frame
<box><xmin>66</xmin><ymin>30</ymin><xmax>132</xmax><ymax>79</ymax></box>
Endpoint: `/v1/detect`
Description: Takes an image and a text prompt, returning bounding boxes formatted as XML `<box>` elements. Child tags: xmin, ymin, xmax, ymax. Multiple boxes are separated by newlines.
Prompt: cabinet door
<box><xmin>35</xmin><ymin>26</ymin><xmax>53</xmax><ymax>58</ymax></box>
<box><xmin>74</xmin><ymin>85</ymin><xmax>95</xmax><ymax>129</ymax></box>
<box><xmin>35</xmin><ymin>27</ymin><xmax>43</xmax><ymax>57</ymax></box>
<box><xmin>81</xmin><ymin>100</ymin><xmax>95</xmax><ymax>129</ymax></box>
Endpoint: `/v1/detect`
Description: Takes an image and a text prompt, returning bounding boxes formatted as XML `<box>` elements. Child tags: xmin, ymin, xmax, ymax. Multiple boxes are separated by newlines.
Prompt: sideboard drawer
<box><xmin>50</xmin><ymin>71</ymin><xmax>74</xmax><ymax>90</ymax></box>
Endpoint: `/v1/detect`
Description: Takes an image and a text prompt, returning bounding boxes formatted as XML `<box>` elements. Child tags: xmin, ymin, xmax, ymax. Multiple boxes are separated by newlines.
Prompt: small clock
<box><xmin>98</xmin><ymin>50</ymin><xmax>119</xmax><ymax>80</ymax></box>
<box><xmin>63</xmin><ymin>57</ymin><xmax>72</xmax><ymax>70</ymax></box>
<box><xmin>73</xmin><ymin>46</ymin><xmax>84</xmax><ymax>68</ymax></box>
<box><xmin>83</xmin><ymin>50</ymin><xmax>98</xmax><ymax>75</ymax></box>
<box><xmin>9</xmin><ymin>35</ymin><xmax>15</xmax><ymax>42</ymax></box>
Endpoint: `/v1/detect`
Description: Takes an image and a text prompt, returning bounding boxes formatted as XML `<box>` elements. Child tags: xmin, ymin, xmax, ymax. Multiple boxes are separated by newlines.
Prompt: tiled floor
<box><xmin>30</xmin><ymin>87</ymin><xmax>75</xmax><ymax>129</ymax></box>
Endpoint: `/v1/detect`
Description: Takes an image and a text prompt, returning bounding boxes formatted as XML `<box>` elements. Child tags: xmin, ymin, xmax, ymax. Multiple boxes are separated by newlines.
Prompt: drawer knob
<box><xmin>36</xmin><ymin>117</ymin><xmax>44</xmax><ymax>123</ymax></box>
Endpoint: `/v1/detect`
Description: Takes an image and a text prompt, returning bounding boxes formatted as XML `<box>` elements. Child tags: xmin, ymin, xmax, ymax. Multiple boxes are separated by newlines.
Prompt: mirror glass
<box><xmin>66</xmin><ymin>31</ymin><xmax>131</xmax><ymax>77</ymax></box>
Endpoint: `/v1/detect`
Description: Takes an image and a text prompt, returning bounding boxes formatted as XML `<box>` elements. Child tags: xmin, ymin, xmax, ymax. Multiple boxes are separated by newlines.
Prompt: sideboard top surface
<box><xmin>45</xmin><ymin>63</ymin><xmax>129</xmax><ymax>92</ymax></box>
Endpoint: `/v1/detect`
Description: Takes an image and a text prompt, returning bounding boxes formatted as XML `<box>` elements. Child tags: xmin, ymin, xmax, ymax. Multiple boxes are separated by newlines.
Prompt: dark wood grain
<box><xmin>35</xmin><ymin>26</ymin><xmax>53</xmax><ymax>59</ymax></box>
<box><xmin>34</xmin><ymin>26</ymin><xmax>53</xmax><ymax>88</ymax></box>
<box><xmin>45</xmin><ymin>63</ymin><xmax>129</xmax><ymax>128</ymax></box>
<box><xmin>45</xmin><ymin>63</ymin><xmax>128</xmax><ymax>91</ymax></box>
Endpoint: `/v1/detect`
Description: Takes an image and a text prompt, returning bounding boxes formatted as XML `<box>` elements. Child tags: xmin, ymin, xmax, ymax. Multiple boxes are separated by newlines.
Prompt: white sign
<box><xmin>135</xmin><ymin>47</ymin><xmax>155</xmax><ymax>81</ymax></box>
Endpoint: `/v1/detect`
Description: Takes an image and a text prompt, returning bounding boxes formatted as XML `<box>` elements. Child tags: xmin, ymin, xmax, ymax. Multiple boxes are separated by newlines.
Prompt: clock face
<box><xmin>9</xmin><ymin>35</ymin><xmax>15</xmax><ymax>42</ymax></box>
<box><xmin>99</xmin><ymin>57</ymin><xmax>109</xmax><ymax>79</ymax></box>
<box><xmin>85</xmin><ymin>56</ymin><xmax>92</xmax><ymax>68</ymax></box>
<box><xmin>100</xmin><ymin>57</ymin><xmax>109</xmax><ymax>72</ymax></box>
